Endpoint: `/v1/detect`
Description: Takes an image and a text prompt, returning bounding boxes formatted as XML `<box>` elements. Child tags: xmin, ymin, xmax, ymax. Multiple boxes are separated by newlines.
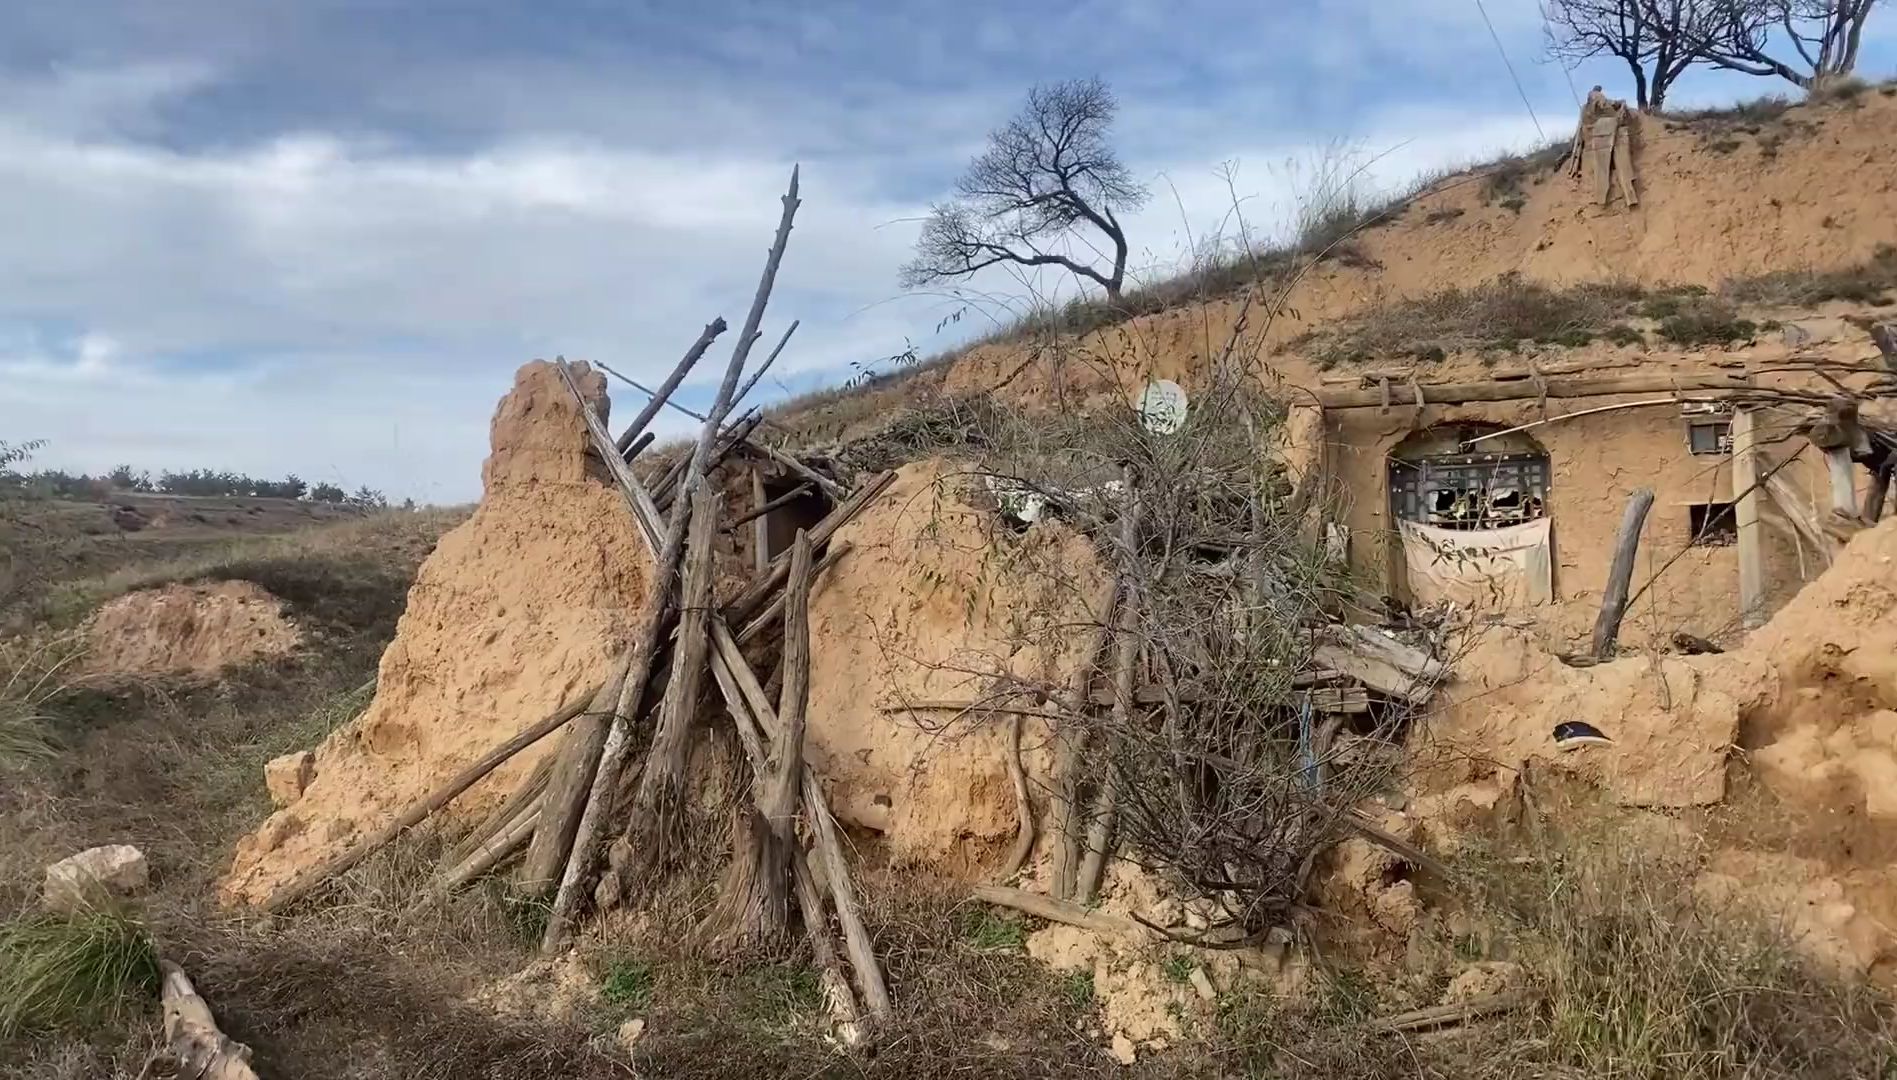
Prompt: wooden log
<box><xmin>1315</xmin><ymin>371</ymin><xmax>1752</xmax><ymax>410</ymax></box>
<box><xmin>706</xmin><ymin>531</ymin><xmax>816</xmax><ymax>950</ymax></box>
<box><xmin>1763</xmin><ymin>469</ymin><xmax>1841</xmax><ymax>564</ymax></box>
<box><xmin>263</xmin><ymin>687</ymin><xmax>600</xmax><ymax>913</ymax></box>
<box><xmin>1590</xmin><ymin>488</ymin><xmax>1655</xmax><ymax>659</ymax></box>
<box><xmin>969</xmin><ymin>885</ymin><xmax>1146</xmax><ymax>938</ymax></box>
<box><xmin>152</xmin><ymin>961</ymin><xmax>260</xmax><ymax>1080</ymax></box>
<box><xmin>1370</xmin><ymin>989</ymin><xmax>1538</xmax><ymax>1033</ymax></box>
<box><xmin>735</xmin><ymin>542</ymin><xmax>849</xmax><ymax>643</ymax></box>
<box><xmin>614</xmin><ymin>317</ymin><xmax>727</xmax><ymax>452</ymax></box>
<box><xmin>705</xmin><ymin>624</ymin><xmax>892</xmax><ymax>1020</ymax></box>
<box><xmin>519</xmin><ymin>670</ymin><xmax>625</xmax><ymax>895</ymax></box>
<box><xmin>541</xmin><ymin>363</ymin><xmax>701</xmax><ymax>951</ymax></box>
<box><xmin>622</xmin><ymin>488</ymin><xmax>723</xmax><ymax>884</ymax></box>
<box><xmin>708</xmin><ymin>643</ymin><xmax>865</xmax><ymax>1042</ymax></box>
<box><xmin>766</xmin><ymin>532</ymin><xmax>815</xmax><ymax>850</ymax></box>
<box><xmin>731</xmin><ymin>319</ymin><xmax>800</xmax><ymax>412</ymax></box>
<box><xmin>730</xmin><ymin>480</ymin><xmax>815</xmax><ymax>536</ymax></box>
<box><xmin>750</xmin><ymin>469</ymin><xmax>772</xmax><ymax>574</ymax></box>
<box><xmin>437</xmin><ymin>801</ymin><xmax>541</xmax><ymax>893</ymax></box>
<box><xmin>446</xmin><ymin>754</ymin><xmax>554</xmax><ymax>868</ymax></box>
<box><xmin>622</xmin><ymin>431</ymin><xmax>655</xmax><ymax>463</ymax></box>
<box><xmin>1732</xmin><ymin>410</ymin><xmax>1767</xmax><ymax>629</ymax></box>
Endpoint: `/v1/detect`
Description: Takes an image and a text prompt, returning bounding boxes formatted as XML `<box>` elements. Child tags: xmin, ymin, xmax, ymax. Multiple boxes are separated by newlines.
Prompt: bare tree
<box><xmin>1545</xmin><ymin>0</ymin><xmax>1712</xmax><ymax>109</ymax></box>
<box><xmin>1691</xmin><ymin>0</ymin><xmax>1878</xmax><ymax>90</ymax></box>
<box><xmin>902</xmin><ymin>78</ymin><xmax>1147</xmax><ymax>302</ymax></box>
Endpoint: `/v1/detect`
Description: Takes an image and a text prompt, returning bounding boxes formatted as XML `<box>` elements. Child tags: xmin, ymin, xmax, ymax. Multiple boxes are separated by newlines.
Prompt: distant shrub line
<box><xmin>0</xmin><ymin>463</ymin><xmax>388</xmax><ymax>508</ymax></box>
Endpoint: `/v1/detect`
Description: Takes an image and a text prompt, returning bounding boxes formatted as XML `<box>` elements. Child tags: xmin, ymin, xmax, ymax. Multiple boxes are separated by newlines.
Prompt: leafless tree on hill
<box><xmin>1545</xmin><ymin>0</ymin><xmax>1714</xmax><ymax>109</ymax></box>
<box><xmin>901</xmin><ymin>77</ymin><xmax>1148</xmax><ymax>303</ymax></box>
<box><xmin>1689</xmin><ymin>0</ymin><xmax>1878</xmax><ymax>90</ymax></box>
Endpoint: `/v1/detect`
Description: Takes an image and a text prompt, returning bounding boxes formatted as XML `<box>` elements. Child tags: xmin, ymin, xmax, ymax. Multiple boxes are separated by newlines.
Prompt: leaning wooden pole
<box><xmin>622</xmin><ymin>488</ymin><xmax>723</xmax><ymax>884</ymax></box>
<box><xmin>1591</xmin><ymin>487</ymin><xmax>1655</xmax><ymax>659</ymax></box>
<box><xmin>264</xmin><ymin>687</ymin><xmax>600</xmax><ymax>913</ymax></box>
<box><xmin>614</xmin><ymin>317</ymin><xmax>727</xmax><ymax>453</ymax></box>
<box><xmin>620</xmin><ymin>167</ymin><xmax>801</xmax><ymax>881</ymax></box>
<box><xmin>540</xmin><ymin>362</ymin><xmax>700</xmax><ymax>951</ymax></box>
<box><xmin>519</xmin><ymin>669</ymin><xmax>626</xmax><ymax>895</ymax></box>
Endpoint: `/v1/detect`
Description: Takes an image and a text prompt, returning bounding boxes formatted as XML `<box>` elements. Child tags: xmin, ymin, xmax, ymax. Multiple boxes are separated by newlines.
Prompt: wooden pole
<box><xmin>1315</xmin><ymin>371</ymin><xmax>1751</xmax><ymax>410</ymax></box>
<box><xmin>751</xmin><ymin>469</ymin><xmax>772</xmax><ymax>574</ymax></box>
<box><xmin>519</xmin><ymin>670</ymin><xmax>625</xmax><ymax>895</ymax></box>
<box><xmin>262</xmin><ymin>688</ymin><xmax>600</xmax><ymax>912</ymax></box>
<box><xmin>707</xmin><ymin>643</ymin><xmax>865</xmax><ymax>1042</ymax></box>
<box><xmin>731</xmin><ymin>318</ymin><xmax>800</xmax><ymax>412</ymax></box>
<box><xmin>437</xmin><ymin>802</ymin><xmax>541</xmax><ymax>893</ymax></box>
<box><xmin>614</xmin><ymin>318</ymin><xmax>727</xmax><ymax>453</ymax></box>
<box><xmin>1591</xmin><ymin>487</ymin><xmax>1655</xmax><ymax>658</ymax></box>
<box><xmin>1732</xmin><ymin>410</ymin><xmax>1767</xmax><ymax>630</ymax></box>
<box><xmin>622</xmin><ymin>488</ymin><xmax>722</xmax><ymax>883</ymax></box>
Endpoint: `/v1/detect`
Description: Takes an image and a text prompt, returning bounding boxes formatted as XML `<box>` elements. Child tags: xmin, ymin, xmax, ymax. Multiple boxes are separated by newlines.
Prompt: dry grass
<box><xmin>1288</xmin><ymin>274</ymin><xmax>1651</xmax><ymax>367</ymax></box>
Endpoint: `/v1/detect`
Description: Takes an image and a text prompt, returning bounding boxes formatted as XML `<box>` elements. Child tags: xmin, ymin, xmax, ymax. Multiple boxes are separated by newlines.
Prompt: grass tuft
<box><xmin>0</xmin><ymin>908</ymin><xmax>160</xmax><ymax>1038</ymax></box>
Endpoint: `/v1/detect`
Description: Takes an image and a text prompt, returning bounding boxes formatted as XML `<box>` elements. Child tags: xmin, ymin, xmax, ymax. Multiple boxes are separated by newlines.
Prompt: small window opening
<box><xmin>1687</xmin><ymin>421</ymin><xmax>1732</xmax><ymax>456</ymax></box>
<box><xmin>1687</xmin><ymin>502</ymin><xmax>1737</xmax><ymax>546</ymax></box>
<box><xmin>760</xmin><ymin>476</ymin><xmax>833</xmax><ymax>561</ymax></box>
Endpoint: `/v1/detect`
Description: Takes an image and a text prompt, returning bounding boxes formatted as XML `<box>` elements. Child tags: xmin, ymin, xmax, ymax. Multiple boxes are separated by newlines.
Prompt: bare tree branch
<box><xmin>902</xmin><ymin>78</ymin><xmax>1147</xmax><ymax>301</ymax></box>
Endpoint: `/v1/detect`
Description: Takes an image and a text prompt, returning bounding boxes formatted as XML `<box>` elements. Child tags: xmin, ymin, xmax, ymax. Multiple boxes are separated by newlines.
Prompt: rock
<box><xmin>616</xmin><ymin>1017</ymin><xmax>647</xmax><ymax>1055</ymax></box>
<box><xmin>1188</xmin><ymin>966</ymin><xmax>1217</xmax><ymax>1002</ymax></box>
<box><xmin>264</xmin><ymin>750</ymin><xmax>316</xmax><ymax>807</ymax></box>
<box><xmin>43</xmin><ymin>845</ymin><xmax>149</xmax><ymax>911</ymax></box>
<box><xmin>1444</xmin><ymin>961</ymin><xmax>1525</xmax><ymax>1003</ymax></box>
<box><xmin>1109</xmin><ymin>1032</ymin><xmax>1138</xmax><ymax>1065</ymax></box>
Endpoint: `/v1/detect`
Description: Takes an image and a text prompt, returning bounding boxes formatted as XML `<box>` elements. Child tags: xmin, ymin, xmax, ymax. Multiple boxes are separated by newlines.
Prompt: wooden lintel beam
<box><xmin>1315</xmin><ymin>372</ymin><xmax>1752</xmax><ymax>410</ymax></box>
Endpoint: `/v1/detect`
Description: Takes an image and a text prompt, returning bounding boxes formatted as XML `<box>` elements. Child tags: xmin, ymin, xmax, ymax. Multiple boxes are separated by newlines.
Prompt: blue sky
<box><xmin>2</xmin><ymin>1</ymin><xmax>1891</xmax><ymax>502</ymax></box>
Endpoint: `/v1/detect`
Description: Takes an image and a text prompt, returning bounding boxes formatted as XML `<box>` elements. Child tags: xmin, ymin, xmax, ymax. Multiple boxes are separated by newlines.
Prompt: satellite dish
<box><xmin>1137</xmin><ymin>379</ymin><xmax>1187</xmax><ymax>435</ymax></box>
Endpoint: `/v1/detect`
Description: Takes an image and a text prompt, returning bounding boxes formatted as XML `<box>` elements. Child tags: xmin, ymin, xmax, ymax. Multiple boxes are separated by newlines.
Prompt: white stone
<box><xmin>1109</xmin><ymin>1032</ymin><xmax>1138</xmax><ymax>1065</ymax></box>
<box><xmin>616</xmin><ymin>1017</ymin><xmax>647</xmax><ymax>1055</ymax></box>
<box><xmin>1188</xmin><ymin>966</ymin><xmax>1217</xmax><ymax>1002</ymax></box>
<box><xmin>43</xmin><ymin>845</ymin><xmax>148</xmax><ymax>911</ymax></box>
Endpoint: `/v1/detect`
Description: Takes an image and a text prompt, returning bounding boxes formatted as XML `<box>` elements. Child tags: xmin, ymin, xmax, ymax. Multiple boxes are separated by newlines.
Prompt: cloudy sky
<box><xmin>2</xmin><ymin>2</ymin><xmax>1891</xmax><ymax>502</ymax></box>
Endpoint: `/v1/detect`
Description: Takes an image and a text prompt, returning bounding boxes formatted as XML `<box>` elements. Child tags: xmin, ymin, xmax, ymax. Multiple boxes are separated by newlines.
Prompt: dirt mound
<box><xmin>942</xmin><ymin>92</ymin><xmax>1897</xmax><ymax>404</ymax></box>
<box><xmin>804</xmin><ymin>457</ymin><xmax>1106</xmax><ymax>873</ymax></box>
<box><xmin>1420</xmin><ymin>517</ymin><xmax>1897</xmax><ymax>976</ymax></box>
<box><xmin>222</xmin><ymin>360</ymin><xmax>653</xmax><ymax>907</ymax></box>
<box><xmin>85</xmin><ymin>580</ymin><xmax>300</xmax><ymax>679</ymax></box>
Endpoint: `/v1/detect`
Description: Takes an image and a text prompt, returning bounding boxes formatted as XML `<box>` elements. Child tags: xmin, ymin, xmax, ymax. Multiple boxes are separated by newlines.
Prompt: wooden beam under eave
<box><xmin>1731</xmin><ymin>409</ymin><xmax>1766</xmax><ymax>630</ymax></box>
<box><xmin>1313</xmin><ymin>372</ymin><xmax>1752</xmax><ymax>410</ymax></box>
